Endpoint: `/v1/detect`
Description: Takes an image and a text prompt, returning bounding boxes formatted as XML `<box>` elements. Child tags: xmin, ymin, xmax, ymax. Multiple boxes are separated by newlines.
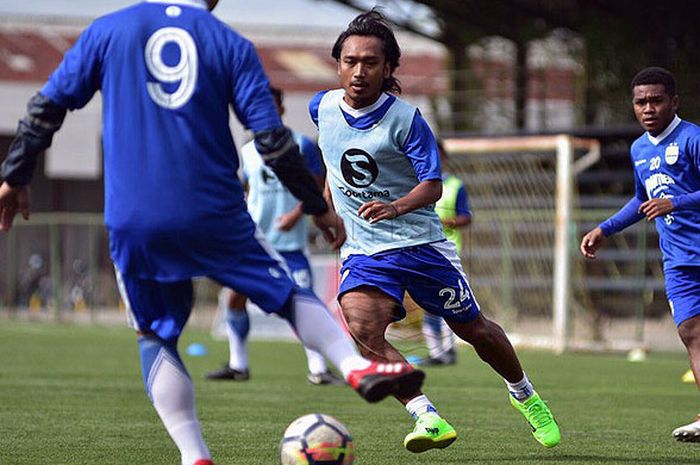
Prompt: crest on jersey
<box><xmin>665</xmin><ymin>143</ymin><xmax>679</xmax><ymax>165</ymax></box>
<box><xmin>340</xmin><ymin>149</ymin><xmax>379</xmax><ymax>188</ymax></box>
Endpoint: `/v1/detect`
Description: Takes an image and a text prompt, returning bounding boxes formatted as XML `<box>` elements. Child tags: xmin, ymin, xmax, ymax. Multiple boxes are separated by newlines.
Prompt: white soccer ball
<box><xmin>280</xmin><ymin>413</ymin><xmax>355</xmax><ymax>465</ymax></box>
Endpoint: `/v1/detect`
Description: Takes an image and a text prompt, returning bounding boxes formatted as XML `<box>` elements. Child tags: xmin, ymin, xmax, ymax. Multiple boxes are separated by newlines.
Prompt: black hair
<box><xmin>436</xmin><ymin>139</ymin><xmax>446</xmax><ymax>156</ymax></box>
<box><xmin>269</xmin><ymin>86</ymin><xmax>283</xmax><ymax>105</ymax></box>
<box><xmin>631</xmin><ymin>67</ymin><xmax>676</xmax><ymax>97</ymax></box>
<box><xmin>331</xmin><ymin>10</ymin><xmax>402</xmax><ymax>94</ymax></box>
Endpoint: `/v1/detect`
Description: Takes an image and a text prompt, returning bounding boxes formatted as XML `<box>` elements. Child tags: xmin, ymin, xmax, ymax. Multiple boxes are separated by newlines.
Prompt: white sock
<box><xmin>440</xmin><ymin>320</ymin><xmax>455</xmax><ymax>353</ymax></box>
<box><xmin>225</xmin><ymin>308</ymin><xmax>248</xmax><ymax>371</ymax></box>
<box><xmin>305</xmin><ymin>347</ymin><xmax>328</xmax><ymax>375</ymax></box>
<box><xmin>405</xmin><ymin>394</ymin><xmax>439</xmax><ymax>419</ymax></box>
<box><xmin>150</xmin><ymin>351</ymin><xmax>211</xmax><ymax>465</ymax></box>
<box><xmin>422</xmin><ymin>314</ymin><xmax>444</xmax><ymax>359</ymax></box>
<box><xmin>290</xmin><ymin>293</ymin><xmax>369</xmax><ymax>379</ymax></box>
<box><xmin>505</xmin><ymin>372</ymin><xmax>534</xmax><ymax>401</ymax></box>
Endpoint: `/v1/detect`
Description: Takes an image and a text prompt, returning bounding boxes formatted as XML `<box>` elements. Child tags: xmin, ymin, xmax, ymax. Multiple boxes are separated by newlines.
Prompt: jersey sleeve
<box><xmin>308</xmin><ymin>91</ymin><xmax>328</xmax><ymax>128</ymax></box>
<box><xmin>228</xmin><ymin>37</ymin><xmax>282</xmax><ymax>133</ymax></box>
<box><xmin>299</xmin><ymin>136</ymin><xmax>323</xmax><ymax>176</ymax></box>
<box><xmin>41</xmin><ymin>23</ymin><xmax>104</xmax><ymax>110</ymax></box>
<box><xmin>455</xmin><ymin>184</ymin><xmax>471</xmax><ymax>217</ymax></box>
<box><xmin>401</xmin><ymin>111</ymin><xmax>442</xmax><ymax>182</ymax></box>
<box><xmin>672</xmin><ymin>133</ymin><xmax>700</xmax><ymax>210</ymax></box>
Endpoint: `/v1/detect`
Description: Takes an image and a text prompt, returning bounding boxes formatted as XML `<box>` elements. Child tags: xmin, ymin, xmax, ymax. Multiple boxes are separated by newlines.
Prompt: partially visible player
<box><xmin>420</xmin><ymin>140</ymin><xmax>472</xmax><ymax>366</ymax></box>
<box><xmin>580</xmin><ymin>66</ymin><xmax>700</xmax><ymax>442</ymax></box>
<box><xmin>207</xmin><ymin>86</ymin><xmax>342</xmax><ymax>385</ymax></box>
<box><xmin>0</xmin><ymin>2</ymin><xmax>424</xmax><ymax>464</ymax></box>
<box><xmin>310</xmin><ymin>10</ymin><xmax>560</xmax><ymax>453</ymax></box>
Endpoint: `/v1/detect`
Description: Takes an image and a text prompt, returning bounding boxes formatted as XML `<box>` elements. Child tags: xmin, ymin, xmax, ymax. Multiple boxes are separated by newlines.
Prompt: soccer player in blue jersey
<box><xmin>310</xmin><ymin>10</ymin><xmax>560</xmax><ymax>452</ymax></box>
<box><xmin>580</xmin><ymin>67</ymin><xmax>700</xmax><ymax>442</ymax></box>
<box><xmin>207</xmin><ymin>86</ymin><xmax>342</xmax><ymax>385</ymax></box>
<box><xmin>0</xmin><ymin>2</ymin><xmax>425</xmax><ymax>464</ymax></box>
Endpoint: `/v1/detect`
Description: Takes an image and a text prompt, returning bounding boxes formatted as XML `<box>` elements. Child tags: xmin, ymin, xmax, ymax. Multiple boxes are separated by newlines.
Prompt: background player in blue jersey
<box><xmin>207</xmin><ymin>86</ymin><xmax>342</xmax><ymax>386</ymax></box>
<box><xmin>580</xmin><ymin>67</ymin><xmax>700</xmax><ymax>442</ymax></box>
<box><xmin>0</xmin><ymin>2</ymin><xmax>425</xmax><ymax>464</ymax></box>
<box><xmin>310</xmin><ymin>10</ymin><xmax>560</xmax><ymax>453</ymax></box>
<box><xmin>419</xmin><ymin>140</ymin><xmax>472</xmax><ymax>366</ymax></box>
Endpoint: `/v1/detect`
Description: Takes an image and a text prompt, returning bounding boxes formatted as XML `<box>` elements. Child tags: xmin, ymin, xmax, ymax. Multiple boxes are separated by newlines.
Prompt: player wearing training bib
<box><xmin>311</xmin><ymin>10</ymin><xmax>560</xmax><ymax>453</ymax></box>
<box><xmin>581</xmin><ymin>67</ymin><xmax>700</xmax><ymax>442</ymax></box>
<box><xmin>206</xmin><ymin>86</ymin><xmax>342</xmax><ymax>386</ymax></box>
<box><xmin>0</xmin><ymin>2</ymin><xmax>425</xmax><ymax>464</ymax></box>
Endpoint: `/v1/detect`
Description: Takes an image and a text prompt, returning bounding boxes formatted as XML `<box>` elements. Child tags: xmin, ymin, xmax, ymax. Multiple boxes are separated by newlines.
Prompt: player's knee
<box><xmin>453</xmin><ymin>315</ymin><xmax>500</xmax><ymax>345</ymax></box>
<box><xmin>678</xmin><ymin>318</ymin><xmax>700</xmax><ymax>347</ymax></box>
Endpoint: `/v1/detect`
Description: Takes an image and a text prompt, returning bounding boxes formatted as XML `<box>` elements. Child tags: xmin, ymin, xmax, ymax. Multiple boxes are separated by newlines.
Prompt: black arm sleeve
<box><xmin>1</xmin><ymin>93</ymin><xmax>67</xmax><ymax>187</ymax></box>
<box><xmin>254</xmin><ymin>126</ymin><xmax>328</xmax><ymax>215</ymax></box>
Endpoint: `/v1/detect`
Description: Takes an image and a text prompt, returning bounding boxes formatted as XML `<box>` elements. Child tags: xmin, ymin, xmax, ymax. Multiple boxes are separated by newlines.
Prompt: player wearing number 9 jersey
<box><xmin>0</xmin><ymin>2</ymin><xmax>427</xmax><ymax>464</ymax></box>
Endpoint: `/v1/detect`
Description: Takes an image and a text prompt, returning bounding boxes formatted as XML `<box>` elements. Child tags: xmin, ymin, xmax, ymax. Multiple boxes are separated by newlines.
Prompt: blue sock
<box><xmin>138</xmin><ymin>335</ymin><xmax>186</xmax><ymax>400</ymax></box>
<box><xmin>226</xmin><ymin>308</ymin><xmax>250</xmax><ymax>340</ymax></box>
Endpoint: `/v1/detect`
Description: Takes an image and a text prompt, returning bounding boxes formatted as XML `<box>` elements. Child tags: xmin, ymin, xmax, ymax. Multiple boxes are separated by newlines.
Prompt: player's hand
<box><xmin>580</xmin><ymin>226</ymin><xmax>605</xmax><ymax>259</ymax></box>
<box><xmin>0</xmin><ymin>182</ymin><xmax>31</xmax><ymax>231</ymax></box>
<box><xmin>312</xmin><ymin>208</ymin><xmax>346</xmax><ymax>250</ymax></box>
<box><xmin>358</xmin><ymin>201</ymin><xmax>399</xmax><ymax>224</ymax></box>
<box><xmin>638</xmin><ymin>198</ymin><xmax>674</xmax><ymax>221</ymax></box>
<box><xmin>276</xmin><ymin>209</ymin><xmax>302</xmax><ymax>231</ymax></box>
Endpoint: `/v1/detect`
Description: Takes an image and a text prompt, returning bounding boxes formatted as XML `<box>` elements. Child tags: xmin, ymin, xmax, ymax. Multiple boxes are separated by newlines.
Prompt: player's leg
<box><xmin>339</xmin><ymin>255</ymin><xmax>455</xmax><ymax>453</ymax></box>
<box><xmin>408</xmin><ymin>240</ymin><xmax>559</xmax><ymax>448</ymax></box>
<box><xmin>281</xmin><ymin>251</ymin><xmax>343</xmax><ymax>386</ymax></box>
<box><xmin>206</xmin><ymin>289</ymin><xmax>250</xmax><ymax>380</ymax></box>
<box><xmin>421</xmin><ymin>312</ymin><xmax>456</xmax><ymax>365</ymax></box>
<box><xmin>675</xmin><ymin>315</ymin><xmax>700</xmax><ymax>441</ymax></box>
<box><xmin>668</xmin><ymin>267</ymin><xmax>700</xmax><ymax>442</ymax></box>
<box><xmin>115</xmin><ymin>270</ymin><xmax>212</xmax><ymax>465</ymax></box>
<box><xmin>211</xmin><ymin>237</ymin><xmax>423</xmax><ymax>403</ymax></box>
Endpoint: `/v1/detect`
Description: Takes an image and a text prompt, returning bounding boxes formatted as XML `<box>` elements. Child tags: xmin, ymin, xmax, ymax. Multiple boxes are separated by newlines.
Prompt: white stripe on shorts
<box><xmin>114</xmin><ymin>265</ymin><xmax>141</xmax><ymax>332</ymax></box>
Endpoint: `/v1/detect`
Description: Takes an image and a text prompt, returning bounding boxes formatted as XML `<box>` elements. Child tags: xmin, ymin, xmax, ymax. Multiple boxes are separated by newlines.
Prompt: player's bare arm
<box><xmin>638</xmin><ymin>197</ymin><xmax>674</xmax><ymax>220</ymax></box>
<box><xmin>277</xmin><ymin>173</ymin><xmax>324</xmax><ymax>231</ymax></box>
<box><xmin>0</xmin><ymin>182</ymin><xmax>30</xmax><ymax>231</ymax></box>
<box><xmin>442</xmin><ymin>215</ymin><xmax>471</xmax><ymax>229</ymax></box>
<box><xmin>358</xmin><ymin>179</ymin><xmax>442</xmax><ymax>224</ymax></box>
<box><xmin>276</xmin><ymin>203</ymin><xmax>304</xmax><ymax>231</ymax></box>
<box><xmin>580</xmin><ymin>226</ymin><xmax>606</xmax><ymax>259</ymax></box>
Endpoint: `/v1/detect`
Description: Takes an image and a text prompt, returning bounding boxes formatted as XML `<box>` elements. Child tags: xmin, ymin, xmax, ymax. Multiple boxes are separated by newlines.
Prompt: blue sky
<box><xmin>0</xmin><ymin>0</ymin><xmax>362</xmax><ymax>27</ymax></box>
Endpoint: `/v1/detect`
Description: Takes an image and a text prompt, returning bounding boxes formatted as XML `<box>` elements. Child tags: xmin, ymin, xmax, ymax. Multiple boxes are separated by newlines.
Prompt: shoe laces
<box><xmin>527</xmin><ymin>400</ymin><xmax>554</xmax><ymax>428</ymax></box>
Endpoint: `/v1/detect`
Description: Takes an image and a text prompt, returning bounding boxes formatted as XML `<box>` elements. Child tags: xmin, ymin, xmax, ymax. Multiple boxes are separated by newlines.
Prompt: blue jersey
<box><xmin>310</xmin><ymin>90</ymin><xmax>444</xmax><ymax>258</ymax></box>
<box><xmin>241</xmin><ymin>131</ymin><xmax>322</xmax><ymax>252</ymax></box>
<box><xmin>628</xmin><ymin>117</ymin><xmax>700</xmax><ymax>269</ymax></box>
<box><xmin>40</xmin><ymin>0</ymin><xmax>282</xmax><ymax>280</ymax></box>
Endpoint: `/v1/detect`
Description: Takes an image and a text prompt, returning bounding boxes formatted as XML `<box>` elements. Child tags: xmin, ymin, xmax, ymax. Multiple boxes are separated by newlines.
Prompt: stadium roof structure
<box><xmin>0</xmin><ymin>17</ymin><xmax>447</xmax><ymax>95</ymax></box>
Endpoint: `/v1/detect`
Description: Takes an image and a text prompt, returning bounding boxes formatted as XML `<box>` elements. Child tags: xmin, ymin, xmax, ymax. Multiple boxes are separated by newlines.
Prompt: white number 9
<box><xmin>145</xmin><ymin>27</ymin><xmax>198</xmax><ymax>109</ymax></box>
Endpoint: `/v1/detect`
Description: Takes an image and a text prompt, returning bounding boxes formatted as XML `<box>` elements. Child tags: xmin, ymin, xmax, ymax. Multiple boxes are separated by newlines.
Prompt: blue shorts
<box><xmin>116</xmin><ymin>232</ymin><xmax>296</xmax><ymax>343</ymax></box>
<box><xmin>279</xmin><ymin>250</ymin><xmax>313</xmax><ymax>290</ymax></box>
<box><xmin>666</xmin><ymin>266</ymin><xmax>700</xmax><ymax>326</ymax></box>
<box><xmin>338</xmin><ymin>240</ymin><xmax>480</xmax><ymax>323</ymax></box>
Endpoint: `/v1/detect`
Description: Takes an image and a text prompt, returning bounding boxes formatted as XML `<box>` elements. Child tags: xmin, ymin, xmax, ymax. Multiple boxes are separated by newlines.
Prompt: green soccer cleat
<box><xmin>510</xmin><ymin>391</ymin><xmax>560</xmax><ymax>448</ymax></box>
<box><xmin>403</xmin><ymin>414</ymin><xmax>457</xmax><ymax>453</ymax></box>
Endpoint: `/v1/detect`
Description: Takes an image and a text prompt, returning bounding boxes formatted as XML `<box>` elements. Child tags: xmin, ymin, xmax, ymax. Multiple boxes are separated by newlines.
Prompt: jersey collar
<box><xmin>339</xmin><ymin>92</ymin><xmax>389</xmax><ymax>119</ymax></box>
<box><xmin>146</xmin><ymin>0</ymin><xmax>207</xmax><ymax>9</ymax></box>
<box><xmin>647</xmin><ymin>115</ymin><xmax>681</xmax><ymax>146</ymax></box>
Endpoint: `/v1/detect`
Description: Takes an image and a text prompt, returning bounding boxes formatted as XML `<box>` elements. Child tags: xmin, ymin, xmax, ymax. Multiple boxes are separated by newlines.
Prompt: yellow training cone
<box><xmin>682</xmin><ymin>369</ymin><xmax>696</xmax><ymax>383</ymax></box>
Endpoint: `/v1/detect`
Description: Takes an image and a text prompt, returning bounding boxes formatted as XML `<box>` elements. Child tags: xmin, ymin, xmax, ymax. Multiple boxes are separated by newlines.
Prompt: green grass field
<box><xmin>1</xmin><ymin>320</ymin><xmax>699</xmax><ymax>465</ymax></box>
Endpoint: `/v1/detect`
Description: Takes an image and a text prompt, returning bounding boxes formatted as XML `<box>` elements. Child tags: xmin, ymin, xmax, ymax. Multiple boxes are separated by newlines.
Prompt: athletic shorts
<box><xmin>279</xmin><ymin>250</ymin><xmax>313</xmax><ymax>290</ymax></box>
<box><xmin>338</xmin><ymin>240</ymin><xmax>481</xmax><ymax>323</ymax></box>
<box><xmin>666</xmin><ymin>266</ymin><xmax>700</xmax><ymax>326</ymax></box>
<box><xmin>116</xmin><ymin>230</ymin><xmax>296</xmax><ymax>343</ymax></box>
